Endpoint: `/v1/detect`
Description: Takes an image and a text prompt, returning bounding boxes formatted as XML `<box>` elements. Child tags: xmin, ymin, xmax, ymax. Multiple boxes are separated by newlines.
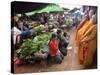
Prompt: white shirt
<box><xmin>12</xmin><ymin>27</ymin><xmax>22</xmax><ymax>45</ymax></box>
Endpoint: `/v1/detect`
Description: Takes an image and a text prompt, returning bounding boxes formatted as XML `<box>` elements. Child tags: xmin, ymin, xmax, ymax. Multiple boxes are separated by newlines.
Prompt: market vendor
<box><xmin>12</xmin><ymin>18</ymin><xmax>33</xmax><ymax>46</ymax></box>
<box><xmin>17</xmin><ymin>19</ymin><xmax>32</xmax><ymax>39</ymax></box>
<box><xmin>57</xmin><ymin>29</ymin><xmax>68</xmax><ymax>56</ymax></box>
<box><xmin>59</xmin><ymin>32</ymin><xmax>69</xmax><ymax>56</ymax></box>
<box><xmin>57</xmin><ymin>29</ymin><xmax>62</xmax><ymax>41</ymax></box>
<box><xmin>11</xmin><ymin>17</ymin><xmax>22</xmax><ymax>47</ymax></box>
<box><xmin>48</xmin><ymin>33</ymin><xmax>63</xmax><ymax>64</ymax></box>
<box><xmin>21</xmin><ymin>23</ymin><xmax>32</xmax><ymax>39</ymax></box>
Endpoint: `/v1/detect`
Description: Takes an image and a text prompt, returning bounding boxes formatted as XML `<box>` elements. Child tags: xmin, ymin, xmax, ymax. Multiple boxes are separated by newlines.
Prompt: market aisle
<box><xmin>43</xmin><ymin>27</ymin><xmax>84</xmax><ymax>71</ymax></box>
<box><xmin>14</xmin><ymin>27</ymin><xmax>83</xmax><ymax>73</ymax></box>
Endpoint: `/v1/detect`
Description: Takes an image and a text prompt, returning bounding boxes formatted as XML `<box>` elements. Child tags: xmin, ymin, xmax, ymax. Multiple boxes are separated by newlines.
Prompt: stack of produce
<box><xmin>16</xmin><ymin>39</ymin><xmax>38</xmax><ymax>59</ymax></box>
<box><xmin>33</xmin><ymin>32</ymin><xmax>52</xmax><ymax>53</ymax></box>
<box><xmin>65</xmin><ymin>18</ymin><xmax>73</xmax><ymax>27</ymax></box>
<box><xmin>32</xmin><ymin>24</ymin><xmax>45</xmax><ymax>33</ymax></box>
<box><xmin>16</xmin><ymin>32</ymin><xmax>52</xmax><ymax>60</ymax></box>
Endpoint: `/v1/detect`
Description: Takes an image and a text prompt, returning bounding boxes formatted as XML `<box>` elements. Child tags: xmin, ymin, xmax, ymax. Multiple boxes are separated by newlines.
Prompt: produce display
<box><xmin>16</xmin><ymin>32</ymin><xmax>52</xmax><ymax>60</ymax></box>
<box><xmin>16</xmin><ymin>39</ymin><xmax>37</xmax><ymax>59</ymax></box>
<box><xmin>32</xmin><ymin>24</ymin><xmax>45</xmax><ymax>33</ymax></box>
<box><xmin>65</xmin><ymin>18</ymin><xmax>73</xmax><ymax>27</ymax></box>
<box><xmin>33</xmin><ymin>32</ymin><xmax>51</xmax><ymax>52</ymax></box>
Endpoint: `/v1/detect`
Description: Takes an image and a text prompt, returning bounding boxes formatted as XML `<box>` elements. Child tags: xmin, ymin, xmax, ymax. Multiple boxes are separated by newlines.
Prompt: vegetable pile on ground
<box><xmin>65</xmin><ymin>18</ymin><xmax>73</xmax><ymax>27</ymax></box>
<box><xmin>16</xmin><ymin>32</ymin><xmax>52</xmax><ymax>60</ymax></box>
<box><xmin>64</xmin><ymin>18</ymin><xmax>73</xmax><ymax>31</ymax></box>
<box><xmin>32</xmin><ymin>24</ymin><xmax>45</xmax><ymax>33</ymax></box>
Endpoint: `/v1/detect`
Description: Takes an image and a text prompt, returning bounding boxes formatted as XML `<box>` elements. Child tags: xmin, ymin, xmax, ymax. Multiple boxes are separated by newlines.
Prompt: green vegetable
<box><xmin>40</xmin><ymin>44</ymin><xmax>48</xmax><ymax>53</ymax></box>
<box><xmin>16</xmin><ymin>32</ymin><xmax>51</xmax><ymax>59</ymax></box>
<box><xmin>65</xmin><ymin>18</ymin><xmax>73</xmax><ymax>27</ymax></box>
<box><xmin>16</xmin><ymin>39</ymin><xmax>38</xmax><ymax>59</ymax></box>
<box><xmin>32</xmin><ymin>25</ymin><xmax>45</xmax><ymax>33</ymax></box>
<box><xmin>33</xmin><ymin>32</ymin><xmax>51</xmax><ymax>52</ymax></box>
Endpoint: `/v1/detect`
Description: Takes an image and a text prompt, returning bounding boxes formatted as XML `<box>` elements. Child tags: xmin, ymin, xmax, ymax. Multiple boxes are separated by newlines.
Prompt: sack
<box><xmin>34</xmin><ymin>52</ymin><xmax>48</xmax><ymax>59</ymax></box>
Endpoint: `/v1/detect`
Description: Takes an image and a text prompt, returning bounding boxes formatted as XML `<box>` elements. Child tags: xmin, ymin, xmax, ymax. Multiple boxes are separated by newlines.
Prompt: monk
<box><xmin>80</xmin><ymin>14</ymin><xmax>97</xmax><ymax>68</ymax></box>
<box><xmin>75</xmin><ymin>9</ymin><xmax>94</xmax><ymax>64</ymax></box>
<box><xmin>75</xmin><ymin>9</ymin><xmax>95</xmax><ymax>47</ymax></box>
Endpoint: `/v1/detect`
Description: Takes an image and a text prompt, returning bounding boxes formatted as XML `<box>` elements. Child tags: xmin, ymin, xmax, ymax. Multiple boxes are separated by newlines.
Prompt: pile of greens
<box><xmin>65</xmin><ymin>18</ymin><xmax>73</xmax><ymax>31</ymax></box>
<box><xmin>33</xmin><ymin>32</ymin><xmax>52</xmax><ymax>53</ymax></box>
<box><xmin>32</xmin><ymin>25</ymin><xmax>45</xmax><ymax>33</ymax></box>
<box><xmin>16</xmin><ymin>32</ymin><xmax>52</xmax><ymax>59</ymax></box>
<box><xmin>16</xmin><ymin>39</ymin><xmax>38</xmax><ymax>59</ymax></box>
<box><xmin>65</xmin><ymin>18</ymin><xmax>73</xmax><ymax>27</ymax></box>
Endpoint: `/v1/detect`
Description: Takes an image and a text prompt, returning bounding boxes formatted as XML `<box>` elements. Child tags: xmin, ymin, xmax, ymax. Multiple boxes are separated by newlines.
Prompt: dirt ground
<box><xmin>14</xmin><ymin>27</ymin><xmax>96</xmax><ymax>74</ymax></box>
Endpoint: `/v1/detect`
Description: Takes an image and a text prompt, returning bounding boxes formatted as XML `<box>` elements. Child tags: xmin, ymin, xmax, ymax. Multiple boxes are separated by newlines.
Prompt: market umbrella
<box><xmin>25</xmin><ymin>4</ymin><xmax>64</xmax><ymax>16</ymax></box>
<box><xmin>11</xmin><ymin>1</ymin><xmax>49</xmax><ymax>14</ymax></box>
<box><xmin>38</xmin><ymin>4</ymin><xmax>64</xmax><ymax>13</ymax></box>
<box><xmin>25</xmin><ymin>10</ymin><xmax>39</xmax><ymax>16</ymax></box>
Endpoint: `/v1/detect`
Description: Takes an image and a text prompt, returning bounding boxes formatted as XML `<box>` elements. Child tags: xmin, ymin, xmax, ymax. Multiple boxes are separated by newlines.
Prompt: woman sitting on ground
<box><xmin>57</xmin><ymin>29</ymin><xmax>69</xmax><ymax>56</ymax></box>
<box><xmin>48</xmin><ymin>33</ymin><xmax>64</xmax><ymax>64</ymax></box>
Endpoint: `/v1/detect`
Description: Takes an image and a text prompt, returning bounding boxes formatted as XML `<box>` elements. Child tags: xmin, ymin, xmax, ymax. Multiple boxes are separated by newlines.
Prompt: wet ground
<box><xmin>14</xmin><ymin>27</ymin><xmax>96</xmax><ymax>74</ymax></box>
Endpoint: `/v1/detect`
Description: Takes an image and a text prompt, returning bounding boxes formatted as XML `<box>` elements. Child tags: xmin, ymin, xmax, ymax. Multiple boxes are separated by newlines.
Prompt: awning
<box><xmin>25</xmin><ymin>4</ymin><xmax>64</xmax><ymax>16</ymax></box>
<box><xmin>38</xmin><ymin>4</ymin><xmax>64</xmax><ymax>13</ymax></box>
<box><xmin>11</xmin><ymin>1</ymin><xmax>49</xmax><ymax>14</ymax></box>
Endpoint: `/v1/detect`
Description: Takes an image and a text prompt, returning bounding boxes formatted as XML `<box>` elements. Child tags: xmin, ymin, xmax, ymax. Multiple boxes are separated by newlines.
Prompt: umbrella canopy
<box><xmin>11</xmin><ymin>1</ymin><xmax>49</xmax><ymax>14</ymax></box>
<box><xmin>25</xmin><ymin>4</ymin><xmax>64</xmax><ymax>16</ymax></box>
<box><xmin>38</xmin><ymin>4</ymin><xmax>64</xmax><ymax>13</ymax></box>
<box><xmin>25</xmin><ymin>10</ymin><xmax>39</xmax><ymax>16</ymax></box>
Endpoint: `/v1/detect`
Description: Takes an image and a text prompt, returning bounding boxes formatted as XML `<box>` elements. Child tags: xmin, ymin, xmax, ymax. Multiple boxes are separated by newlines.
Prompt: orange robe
<box><xmin>80</xmin><ymin>24</ymin><xmax>97</xmax><ymax>67</ymax></box>
<box><xmin>77</xmin><ymin>21</ymin><xmax>92</xmax><ymax>62</ymax></box>
<box><xmin>76</xmin><ymin>18</ymin><xmax>97</xmax><ymax>64</ymax></box>
<box><xmin>76</xmin><ymin>19</ymin><xmax>90</xmax><ymax>47</ymax></box>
